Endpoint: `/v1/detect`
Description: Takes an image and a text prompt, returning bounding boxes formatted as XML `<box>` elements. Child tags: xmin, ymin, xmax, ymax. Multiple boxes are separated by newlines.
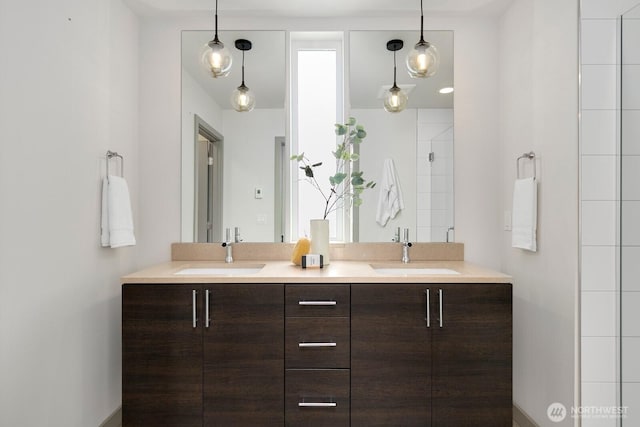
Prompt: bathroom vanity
<box><xmin>122</xmin><ymin>244</ymin><xmax>512</xmax><ymax>426</ymax></box>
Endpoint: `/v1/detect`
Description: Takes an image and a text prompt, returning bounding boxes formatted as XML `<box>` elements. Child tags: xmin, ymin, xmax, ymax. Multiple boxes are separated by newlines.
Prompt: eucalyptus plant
<box><xmin>291</xmin><ymin>117</ymin><xmax>376</xmax><ymax>220</ymax></box>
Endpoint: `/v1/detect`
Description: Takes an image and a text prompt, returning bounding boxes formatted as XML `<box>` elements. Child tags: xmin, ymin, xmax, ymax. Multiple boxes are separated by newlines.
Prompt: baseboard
<box><xmin>514</xmin><ymin>403</ymin><xmax>539</xmax><ymax>427</ymax></box>
<box><xmin>99</xmin><ymin>406</ymin><xmax>122</xmax><ymax>427</ymax></box>
<box><xmin>102</xmin><ymin>403</ymin><xmax>535</xmax><ymax>426</ymax></box>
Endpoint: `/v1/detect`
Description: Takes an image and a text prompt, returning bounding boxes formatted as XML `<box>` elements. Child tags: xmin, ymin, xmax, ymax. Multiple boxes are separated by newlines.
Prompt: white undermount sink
<box><xmin>372</xmin><ymin>266</ymin><xmax>460</xmax><ymax>276</ymax></box>
<box><xmin>174</xmin><ymin>266</ymin><xmax>264</xmax><ymax>276</ymax></box>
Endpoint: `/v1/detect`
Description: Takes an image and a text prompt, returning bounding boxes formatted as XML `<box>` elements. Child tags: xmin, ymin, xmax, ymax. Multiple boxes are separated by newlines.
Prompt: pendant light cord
<box><xmin>419</xmin><ymin>0</ymin><xmax>425</xmax><ymax>43</ymax></box>
<box><xmin>393</xmin><ymin>50</ymin><xmax>398</xmax><ymax>88</ymax></box>
<box><xmin>214</xmin><ymin>0</ymin><xmax>219</xmax><ymax>41</ymax></box>
<box><xmin>241</xmin><ymin>51</ymin><xmax>246</xmax><ymax>85</ymax></box>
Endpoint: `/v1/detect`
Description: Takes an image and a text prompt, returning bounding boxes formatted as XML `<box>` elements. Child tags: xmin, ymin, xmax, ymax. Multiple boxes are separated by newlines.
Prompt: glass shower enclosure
<box><xmin>620</xmin><ymin>3</ymin><xmax>640</xmax><ymax>425</ymax></box>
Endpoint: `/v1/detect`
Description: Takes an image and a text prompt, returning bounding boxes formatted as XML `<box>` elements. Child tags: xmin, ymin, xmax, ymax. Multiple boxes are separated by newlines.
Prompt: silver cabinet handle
<box><xmin>298</xmin><ymin>342</ymin><xmax>337</xmax><ymax>348</ymax></box>
<box><xmin>298</xmin><ymin>402</ymin><xmax>337</xmax><ymax>407</ymax></box>
<box><xmin>192</xmin><ymin>290</ymin><xmax>198</xmax><ymax>328</ymax></box>
<box><xmin>438</xmin><ymin>289</ymin><xmax>444</xmax><ymax>328</ymax></box>
<box><xmin>425</xmin><ymin>289</ymin><xmax>430</xmax><ymax>328</ymax></box>
<box><xmin>205</xmin><ymin>289</ymin><xmax>211</xmax><ymax>328</ymax></box>
<box><xmin>298</xmin><ymin>300</ymin><xmax>337</xmax><ymax>306</ymax></box>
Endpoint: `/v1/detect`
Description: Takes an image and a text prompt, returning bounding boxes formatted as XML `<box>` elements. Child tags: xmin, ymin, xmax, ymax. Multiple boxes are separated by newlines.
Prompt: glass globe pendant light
<box><xmin>383</xmin><ymin>39</ymin><xmax>408</xmax><ymax>113</ymax></box>
<box><xmin>201</xmin><ymin>0</ymin><xmax>232</xmax><ymax>78</ymax></box>
<box><xmin>406</xmin><ymin>0</ymin><xmax>439</xmax><ymax>78</ymax></box>
<box><xmin>230</xmin><ymin>39</ymin><xmax>256</xmax><ymax>112</ymax></box>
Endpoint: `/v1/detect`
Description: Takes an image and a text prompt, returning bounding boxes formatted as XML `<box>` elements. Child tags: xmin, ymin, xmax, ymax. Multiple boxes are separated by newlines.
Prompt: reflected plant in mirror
<box><xmin>291</xmin><ymin>117</ymin><xmax>376</xmax><ymax>220</ymax></box>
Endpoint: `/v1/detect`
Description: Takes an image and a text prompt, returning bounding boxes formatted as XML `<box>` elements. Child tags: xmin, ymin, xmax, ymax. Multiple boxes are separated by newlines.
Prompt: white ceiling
<box><xmin>126</xmin><ymin>0</ymin><xmax>512</xmax><ymax>17</ymax></box>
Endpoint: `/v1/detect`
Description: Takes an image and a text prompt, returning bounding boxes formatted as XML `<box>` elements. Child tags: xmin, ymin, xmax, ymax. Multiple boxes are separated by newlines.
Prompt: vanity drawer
<box><xmin>286</xmin><ymin>285</ymin><xmax>350</xmax><ymax>317</ymax></box>
<box><xmin>286</xmin><ymin>317</ymin><xmax>350</xmax><ymax>368</ymax></box>
<box><xmin>285</xmin><ymin>369</ymin><xmax>350</xmax><ymax>427</ymax></box>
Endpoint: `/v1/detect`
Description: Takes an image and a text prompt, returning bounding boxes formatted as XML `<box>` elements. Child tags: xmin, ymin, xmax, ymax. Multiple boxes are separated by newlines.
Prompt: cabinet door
<box><xmin>351</xmin><ymin>284</ymin><xmax>431</xmax><ymax>427</ymax></box>
<box><xmin>203</xmin><ymin>284</ymin><xmax>284</xmax><ymax>426</ymax></box>
<box><xmin>432</xmin><ymin>284</ymin><xmax>512</xmax><ymax>426</ymax></box>
<box><xmin>122</xmin><ymin>284</ymin><xmax>203</xmax><ymax>427</ymax></box>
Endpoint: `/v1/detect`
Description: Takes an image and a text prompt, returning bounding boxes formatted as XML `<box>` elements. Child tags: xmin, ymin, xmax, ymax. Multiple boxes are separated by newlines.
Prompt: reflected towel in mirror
<box><xmin>376</xmin><ymin>158</ymin><xmax>404</xmax><ymax>226</ymax></box>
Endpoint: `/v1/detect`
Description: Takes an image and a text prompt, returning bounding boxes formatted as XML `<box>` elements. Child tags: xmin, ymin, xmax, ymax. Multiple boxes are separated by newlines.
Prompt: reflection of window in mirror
<box><xmin>291</xmin><ymin>32</ymin><xmax>346</xmax><ymax>241</ymax></box>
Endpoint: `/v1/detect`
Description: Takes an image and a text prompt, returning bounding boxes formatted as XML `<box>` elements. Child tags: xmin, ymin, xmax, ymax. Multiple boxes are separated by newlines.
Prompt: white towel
<box><xmin>511</xmin><ymin>177</ymin><xmax>537</xmax><ymax>252</ymax></box>
<box><xmin>101</xmin><ymin>176</ymin><xmax>136</xmax><ymax>248</ymax></box>
<box><xmin>376</xmin><ymin>158</ymin><xmax>404</xmax><ymax>226</ymax></box>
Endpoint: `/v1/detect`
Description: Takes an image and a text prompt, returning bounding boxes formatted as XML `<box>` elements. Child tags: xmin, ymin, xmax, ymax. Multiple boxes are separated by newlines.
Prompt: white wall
<box><xmin>137</xmin><ymin>13</ymin><xmax>503</xmax><ymax>268</ymax></box>
<box><xmin>222</xmin><ymin>108</ymin><xmax>285</xmax><ymax>242</ymax></box>
<box><xmin>354</xmin><ymin>108</ymin><xmax>418</xmax><ymax>242</ymax></box>
<box><xmin>0</xmin><ymin>0</ymin><xmax>139</xmax><ymax>425</ymax></box>
<box><xmin>354</xmin><ymin>108</ymin><xmax>454</xmax><ymax>243</ymax></box>
<box><xmin>498</xmin><ymin>0</ymin><xmax>579</xmax><ymax>425</ymax></box>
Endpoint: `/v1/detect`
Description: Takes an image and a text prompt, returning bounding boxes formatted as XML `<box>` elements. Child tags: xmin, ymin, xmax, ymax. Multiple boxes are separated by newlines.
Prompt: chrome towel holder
<box><xmin>106</xmin><ymin>150</ymin><xmax>124</xmax><ymax>179</ymax></box>
<box><xmin>517</xmin><ymin>151</ymin><xmax>536</xmax><ymax>180</ymax></box>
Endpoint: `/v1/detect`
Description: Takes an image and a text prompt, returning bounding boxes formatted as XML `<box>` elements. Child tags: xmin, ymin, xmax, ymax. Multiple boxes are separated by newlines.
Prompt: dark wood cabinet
<box><xmin>285</xmin><ymin>369</ymin><xmax>350</xmax><ymax>427</ymax></box>
<box><xmin>204</xmin><ymin>284</ymin><xmax>284</xmax><ymax>426</ymax></box>
<box><xmin>431</xmin><ymin>284</ymin><xmax>512</xmax><ymax>426</ymax></box>
<box><xmin>122</xmin><ymin>284</ymin><xmax>204</xmax><ymax>427</ymax></box>
<box><xmin>351</xmin><ymin>284</ymin><xmax>432</xmax><ymax>427</ymax></box>
<box><xmin>122</xmin><ymin>283</ymin><xmax>284</xmax><ymax>427</ymax></box>
<box><xmin>351</xmin><ymin>283</ymin><xmax>512</xmax><ymax>427</ymax></box>
<box><xmin>123</xmin><ymin>281</ymin><xmax>511</xmax><ymax>427</ymax></box>
<box><xmin>285</xmin><ymin>284</ymin><xmax>350</xmax><ymax>427</ymax></box>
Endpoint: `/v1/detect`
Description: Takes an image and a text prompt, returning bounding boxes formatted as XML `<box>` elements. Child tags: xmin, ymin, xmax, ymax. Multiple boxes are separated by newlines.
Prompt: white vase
<box><xmin>309</xmin><ymin>219</ymin><xmax>330</xmax><ymax>265</ymax></box>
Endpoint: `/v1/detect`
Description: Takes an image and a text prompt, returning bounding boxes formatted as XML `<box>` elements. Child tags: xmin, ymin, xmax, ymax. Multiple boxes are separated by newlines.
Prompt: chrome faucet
<box><xmin>401</xmin><ymin>228</ymin><xmax>412</xmax><ymax>263</ymax></box>
<box><xmin>234</xmin><ymin>227</ymin><xmax>242</xmax><ymax>243</ymax></box>
<box><xmin>221</xmin><ymin>228</ymin><xmax>233</xmax><ymax>263</ymax></box>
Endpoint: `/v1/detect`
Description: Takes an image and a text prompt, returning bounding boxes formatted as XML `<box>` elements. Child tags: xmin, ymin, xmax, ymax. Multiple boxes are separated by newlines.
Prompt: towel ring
<box><xmin>517</xmin><ymin>151</ymin><xmax>536</xmax><ymax>180</ymax></box>
<box><xmin>106</xmin><ymin>150</ymin><xmax>124</xmax><ymax>179</ymax></box>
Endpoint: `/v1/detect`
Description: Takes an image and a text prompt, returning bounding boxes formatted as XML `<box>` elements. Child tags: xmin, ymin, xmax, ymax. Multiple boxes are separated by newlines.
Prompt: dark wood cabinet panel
<box><xmin>285</xmin><ymin>317</ymin><xmax>350</xmax><ymax>368</ymax></box>
<box><xmin>285</xmin><ymin>369</ymin><xmax>350</xmax><ymax>427</ymax></box>
<box><xmin>123</xmin><ymin>281</ymin><xmax>512</xmax><ymax>427</ymax></box>
<box><xmin>286</xmin><ymin>285</ymin><xmax>350</xmax><ymax>317</ymax></box>
<box><xmin>122</xmin><ymin>284</ymin><xmax>203</xmax><ymax>427</ymax></box>
<box><xmin>203</xmin><ymin>284</ymin><xmax>284</xmax><ymax>426</ymax></box>
<box><xmin>431</xmin><ymin>284</ymin><xmax>512</xmax><ymax>426</ymax></box>
<box><xmin>351</xmin><ymin>284</ymin><xmax>431</xmax><ymax>427</ymax></box>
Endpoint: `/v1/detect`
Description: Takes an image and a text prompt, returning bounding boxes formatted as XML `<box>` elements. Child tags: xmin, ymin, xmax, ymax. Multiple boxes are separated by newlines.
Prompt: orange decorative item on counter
<box><xmin>291</xmin><ymin>237</ymin><xmax>311</xmax><ymax>266</ymax></box>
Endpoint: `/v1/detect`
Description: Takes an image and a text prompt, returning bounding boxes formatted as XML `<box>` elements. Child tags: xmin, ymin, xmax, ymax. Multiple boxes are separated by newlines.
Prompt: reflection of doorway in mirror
<box><xmin>274</xmin><ymin>137</ymin><xmax>287</xmax><ymax>243</ymax></box>
<box><xmin>194</xmin><ymin>117</ymin><xmax>223</xmax><ymax>243</ymax></box>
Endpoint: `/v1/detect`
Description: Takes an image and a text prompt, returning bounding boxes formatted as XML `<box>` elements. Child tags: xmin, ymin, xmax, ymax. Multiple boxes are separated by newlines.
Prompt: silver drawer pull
<box><xmin>192</xmin><ymin>290</ymin><xmax>198</xmax><ymax>328</ymax></box>
<box><xmin>298</xmin><ymin>300</ymin><xmax>337</xmax><ymax>306</ymax></box>
<box><xmin>298</xmin><ymin>342</ymin><xmax>337</xmax><ymax>348</ymax></box>
<box><xmin>439</xmin><ymin>289</ymin><xmax>444</xmax><ymax>328</ymax></box>
<box><xmin>298</xmin><ymin>402</ymin><xmax>337</xmax><ymax>408</ymax></box>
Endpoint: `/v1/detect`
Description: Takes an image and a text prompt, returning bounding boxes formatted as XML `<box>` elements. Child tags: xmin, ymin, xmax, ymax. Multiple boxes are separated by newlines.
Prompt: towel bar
<box><xmin>106</xmin><ymin>150</ymin><xmax>124</xmax><ymax>179</ymax></box>
<box><xmin>516</xmin><ymin>151</ymin><xmax>536</xmax><ymax>180</ymax></box>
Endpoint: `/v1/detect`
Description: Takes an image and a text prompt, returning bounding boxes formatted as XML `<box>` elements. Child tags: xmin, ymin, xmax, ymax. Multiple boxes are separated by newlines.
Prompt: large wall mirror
<box><xmin>181</xmin><ymin>30</ymin><xmax>454</xmax><ymax>243</ymax></box>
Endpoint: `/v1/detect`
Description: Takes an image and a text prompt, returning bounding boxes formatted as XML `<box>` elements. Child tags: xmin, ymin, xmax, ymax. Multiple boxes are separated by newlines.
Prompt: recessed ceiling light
<box><xmin>439</xmin><ymin>87</ymin><xmax>454</xmax><ymax>94</ymax></box>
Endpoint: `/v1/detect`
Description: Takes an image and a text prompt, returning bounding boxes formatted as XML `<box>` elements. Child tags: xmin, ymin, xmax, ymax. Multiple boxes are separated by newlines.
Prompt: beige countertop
<box><xmin>122</xmin><ymin>260</ymin><xmax>511</xmax><ymax>284</ymax></box>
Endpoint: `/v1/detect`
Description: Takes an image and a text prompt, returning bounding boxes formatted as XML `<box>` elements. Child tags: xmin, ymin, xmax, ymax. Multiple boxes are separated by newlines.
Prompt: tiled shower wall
<box><xmin>581</xmin><ymin>0</ymin><xmax>640</xmax><ymax>425</ymax></box>
<box><xmin>416</xmin><ymin>108</ymin><xmax>454</xmax><ymax>242</ymax></box>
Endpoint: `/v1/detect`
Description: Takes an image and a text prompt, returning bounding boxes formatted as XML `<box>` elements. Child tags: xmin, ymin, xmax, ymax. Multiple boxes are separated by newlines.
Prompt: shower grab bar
<box><xmin>516</xmin><ymin>151</ymin><xmax>536</xmax><ymax>180</ymax></box>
